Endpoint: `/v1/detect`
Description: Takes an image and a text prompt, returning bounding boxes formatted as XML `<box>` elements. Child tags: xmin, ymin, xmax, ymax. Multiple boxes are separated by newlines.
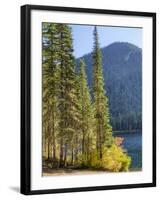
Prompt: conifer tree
<box><xmin>42</xmin><ymin>22</ymin><xmax>60</xmax><ymax>163</ymax></box>
<box><xmin>56</xmin><ymin>24</ymin><xmax>81</xmax><ymax>166</ymax></box>
<box><xmin>92</xmin><ymin>26</ymin><xmax>113</xmax><ymax>159</ymax></box>
<box><xmin>79</xmin><ymin>59</ymin><xmax>94</xmax><ymax>163</ymax></box>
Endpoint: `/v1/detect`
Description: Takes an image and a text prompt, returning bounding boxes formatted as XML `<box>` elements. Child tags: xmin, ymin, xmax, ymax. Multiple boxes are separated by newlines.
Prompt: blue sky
<box><xmin>70</xmin><ymin>25</ymin><xmax>142</xmax><ymax>58</ymax></box>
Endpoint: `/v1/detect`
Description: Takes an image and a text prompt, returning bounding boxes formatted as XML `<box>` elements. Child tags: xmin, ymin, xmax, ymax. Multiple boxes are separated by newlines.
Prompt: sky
<box><xmin>70</xmin><ymin>25</ymin><xmax>142</xmax><ymax>58</ymax></box>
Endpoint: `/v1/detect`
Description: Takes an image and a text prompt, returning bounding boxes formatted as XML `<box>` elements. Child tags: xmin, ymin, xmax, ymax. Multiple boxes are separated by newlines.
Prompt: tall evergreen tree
<box><xmin>92</xmin><ymin>26</ymin><xmax>113</xmax><ymax>159</ymax></box>
<box><xmin>79</xmin><ymin>59</ymin><xmax>94</xmax><ymax>163</ymax></box>
<box><xmin>42</xmin><ymin>23</ymin><xmax>60</xmax><ymax>163</ymax></box>
<box><xmin>56</xmin><ymin>24</ymin><xmax>81</xmax><ymax>166</ymax></box>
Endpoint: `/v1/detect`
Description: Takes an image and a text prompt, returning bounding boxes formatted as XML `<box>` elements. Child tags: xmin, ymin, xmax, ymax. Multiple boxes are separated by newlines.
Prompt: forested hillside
<box><xmin>77</xmin><ymin>42</ymin><xmax>142</xmax><ymax>131</ymax></box>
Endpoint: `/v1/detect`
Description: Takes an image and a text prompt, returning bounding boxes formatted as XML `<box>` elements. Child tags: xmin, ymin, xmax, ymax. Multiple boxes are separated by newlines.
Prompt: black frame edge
<box><xmin>27</xmin><ymin>183</ymin><xmax>154</xmax><ymax>195</ymax></box>
<box><xmin>20</xmin><ymin>5</ymin><xmax>31</xmax><ymax>195</ymax></box>
<box><xmin>152</xmin><ymin>13</ymin><xmax>156</xmax><ymax>187</ymax></box>
<box><xmin>23</xmin><ymin>4</ymin><xmax>156</xmax><ymax>16</ymax></box>
<box><xmin>20</xmin><ymin>4</ymin><xmax>156</xmax><ymax>195</ymax></box>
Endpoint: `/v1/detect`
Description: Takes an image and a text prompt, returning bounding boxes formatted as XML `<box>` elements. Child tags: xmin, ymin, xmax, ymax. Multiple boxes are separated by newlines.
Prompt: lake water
<box><xmin>113</xmin><ymin>130</ymin><xmax>142</xmax><ymax>170</ymax></box>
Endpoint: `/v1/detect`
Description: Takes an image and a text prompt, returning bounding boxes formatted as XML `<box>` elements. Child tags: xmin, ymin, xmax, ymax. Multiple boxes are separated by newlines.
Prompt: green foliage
<box><xmin>92</xmin><ymin>26</ymin><xmax>113</xmax><ymax>159</ymax></box>
<box><xmin>54</xmin><ymin>24</ymin><xmax>82</xmax><ymax>167</ymax></box>
<box><xmin>42</xmin><ymin>22</ymin><xmax>60</xmax><ymax>161</ymax></box>
<box><xmin>78</xmin><ymin>59</ymin><xmax>95</xmax><ymax>160</ymax></box>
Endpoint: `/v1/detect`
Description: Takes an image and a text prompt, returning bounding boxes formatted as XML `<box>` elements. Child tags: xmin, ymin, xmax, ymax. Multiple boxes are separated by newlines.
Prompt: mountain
<box><xmin>76</xmin><ymin>42</ymin><xmax>142</xmax><ymax>131</ymax></box>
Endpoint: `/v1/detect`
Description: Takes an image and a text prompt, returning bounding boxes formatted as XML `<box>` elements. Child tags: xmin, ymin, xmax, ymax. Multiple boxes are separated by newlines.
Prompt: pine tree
<box><xmin>92</xmin><ymin>26</ymin><xmax>113</xmax><ymax>159</ymax></box>
<box><xmin>56</xmin><ymin>24</ymin><xmax>81</xmax><ymax>167</ymax></box>
<box><xmin>79</xmin><ymin>59</ymin><xmax>94</xmax><ymax>163</ymax></box>
<box><xmin>42</xmin><ymin>22</ymin><xmax>60</xmax><ymax>164</ymax></box>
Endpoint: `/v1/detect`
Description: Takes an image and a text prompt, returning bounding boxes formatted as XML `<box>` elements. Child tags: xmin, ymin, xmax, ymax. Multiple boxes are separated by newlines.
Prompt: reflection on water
<box><xmin>113</xmin><ymin>130</ymin><xmax>142</xmax><ymax>170</ymax></box>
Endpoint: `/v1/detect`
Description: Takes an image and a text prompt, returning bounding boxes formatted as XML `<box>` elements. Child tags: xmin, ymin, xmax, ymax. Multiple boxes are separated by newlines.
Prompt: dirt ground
<box><xmin>42</xmin><ymin>168</ymin><xmax>109</xmax><ymax>176</ymax></box>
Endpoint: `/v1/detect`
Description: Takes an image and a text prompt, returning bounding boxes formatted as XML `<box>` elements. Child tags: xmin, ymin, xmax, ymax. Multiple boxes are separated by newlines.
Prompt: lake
<box><xmin>113</xmin><ymin>130</ymin><xmax>142</xmax><ymax>170</ymax></box>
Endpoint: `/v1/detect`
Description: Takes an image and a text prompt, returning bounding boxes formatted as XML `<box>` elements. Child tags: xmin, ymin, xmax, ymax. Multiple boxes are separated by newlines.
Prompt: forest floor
<box><xmin>42</xmin><ymin>167</ymin><xmax>142</xmax><ymax>176</ymax></box>
<box><xmin>42</xmin><ymin>168</ymin><xmax>109</xmax><ymax>176</ymax></box>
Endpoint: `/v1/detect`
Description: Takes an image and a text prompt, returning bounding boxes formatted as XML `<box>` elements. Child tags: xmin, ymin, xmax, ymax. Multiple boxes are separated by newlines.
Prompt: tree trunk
<box><xmin>71</xmin><ymin>146</ymin><xmax>74</xmax><ymax>166</ymax></box>
<box><xmin>52</xmin><ymin>109</ymin><xmax>56</xmax><ymax>166</ymax></box>
<box><xmin>59</xmin><ymin>138</ymin><xmax>64</xmax><ymax>167</ymax></box>
<box><xmin>75</xmin><ymin>135</ymin><xmax>78</xmax><ymax>162</ymax></box>
<box><xmin>52</xmin><ymin>137</ymin><xmax>56</xmax><ymax>163</ymax></box>
<box><xmin>63</xmin><ymin>143</ymin><xmax>68</xmax><ymax>167</ymax></box>
<box><xmin>82</xmin><ymin>131</ymin><xmax>85</xmax><ymax>156</ymax></box>
<box><xmin>47</xmin><ymin>139</ymin><xmax>50</xmax><ymax>160</ymax></box>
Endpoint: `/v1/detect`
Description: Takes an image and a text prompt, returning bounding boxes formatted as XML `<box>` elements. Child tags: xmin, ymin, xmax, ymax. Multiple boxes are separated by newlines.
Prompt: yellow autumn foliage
<box><xmin>90</xmin><ymin>144</ymin><xmax>131</xmax><ymax>172</ymax></box>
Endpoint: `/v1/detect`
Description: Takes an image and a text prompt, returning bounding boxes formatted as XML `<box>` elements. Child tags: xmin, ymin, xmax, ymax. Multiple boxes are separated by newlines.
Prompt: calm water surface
<box><xmin>113</xmin><ymin>130</ymin><xmax>142</xmax><ymax>170</ymax></box>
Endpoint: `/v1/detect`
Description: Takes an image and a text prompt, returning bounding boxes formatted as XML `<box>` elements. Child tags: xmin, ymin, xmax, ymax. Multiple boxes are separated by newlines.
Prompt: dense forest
<box><xmin>77</xmin><ymin>42</ymin><xmax>142</xmax><ymax>131</ymax></box>
<box><xmin>42</xmin><ymin>23</ymin><xmax>131</xmax><ymax>173</ymax></box>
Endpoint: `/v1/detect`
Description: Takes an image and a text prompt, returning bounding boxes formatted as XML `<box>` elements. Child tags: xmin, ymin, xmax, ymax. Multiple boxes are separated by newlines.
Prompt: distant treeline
<box><xmin>76</xmin><ymin>42</ymin><xmax>142</xmax><ymax>131</ymax></box>
<box><xmin>111</xmin><ymin>113</ymin><xmax>142</xmax><ymax>131</ymax></box>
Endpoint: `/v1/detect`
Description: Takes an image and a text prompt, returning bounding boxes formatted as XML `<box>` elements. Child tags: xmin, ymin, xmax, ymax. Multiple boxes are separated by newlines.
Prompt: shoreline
<box><xmin>113</xmin><ymin>129</ymin><xmax>142</xmax><ymax>134</ymax></box>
